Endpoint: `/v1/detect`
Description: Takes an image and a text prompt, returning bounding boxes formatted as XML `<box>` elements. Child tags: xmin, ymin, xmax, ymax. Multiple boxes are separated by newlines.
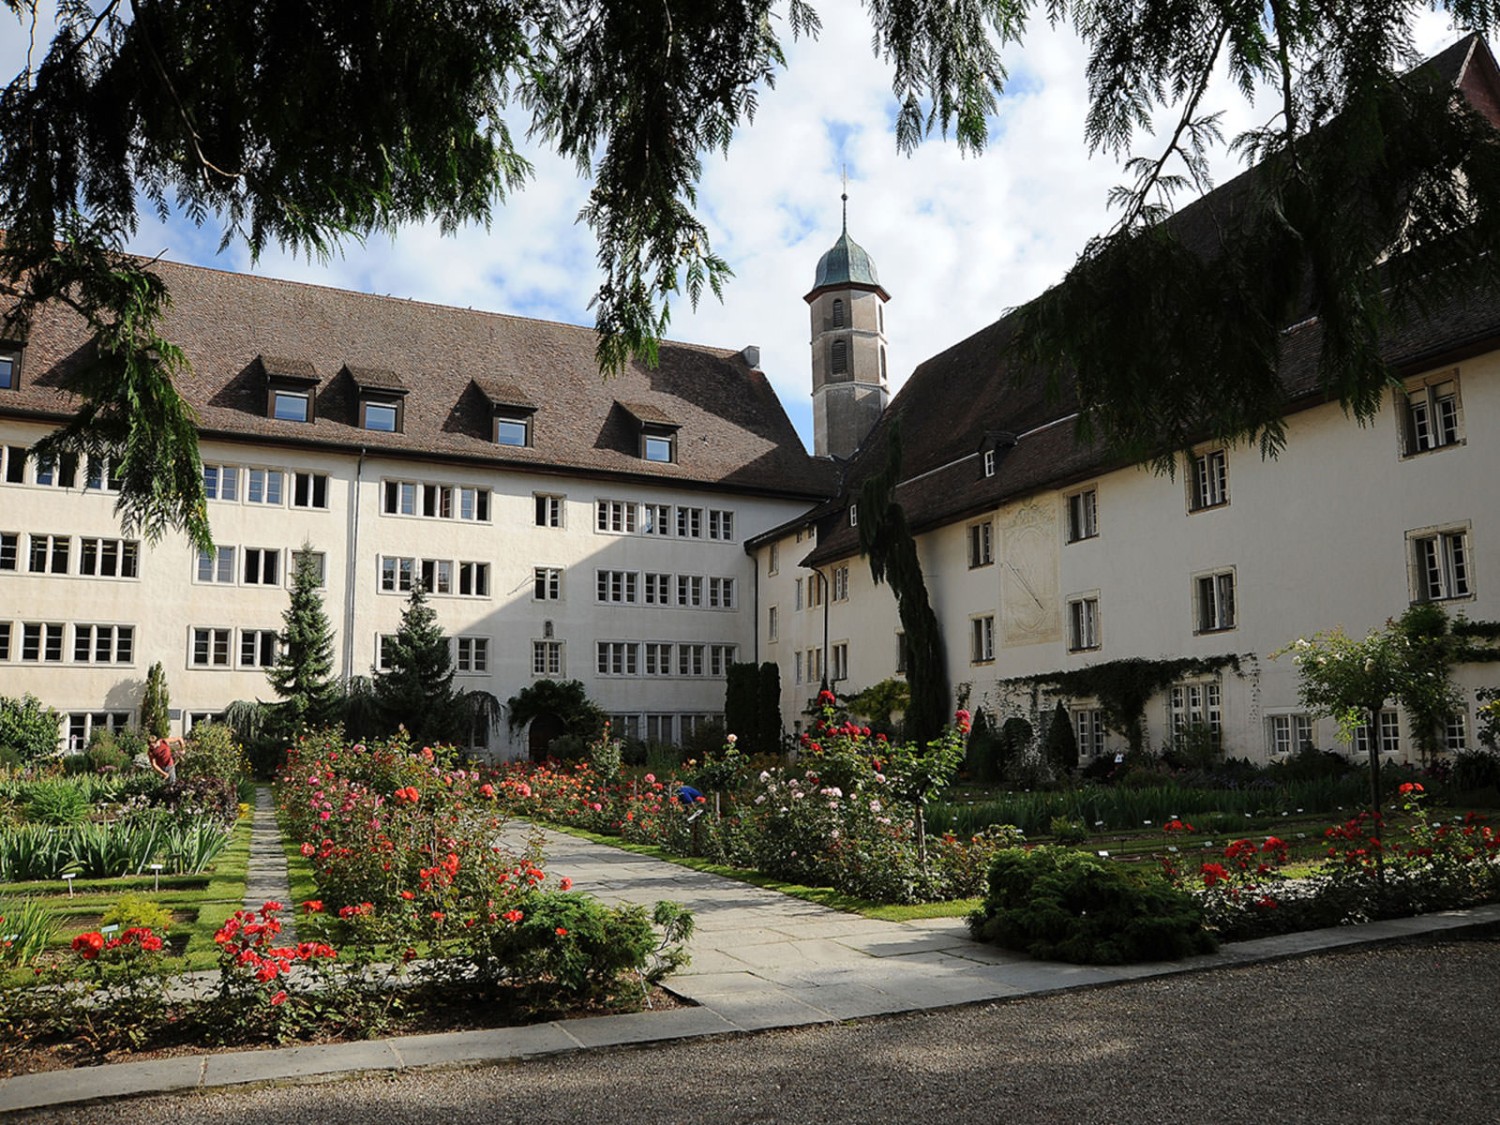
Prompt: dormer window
<box><xmin>495</xmin><ymin>412</ymin><xmax>532</xmax><ymax>447</ymax></box>
<box><xmin>643</xmin><ymin>430</ymin><xmax>675</xmax><ymax>462</ymax></box>
<box><xmin>348</xmin><ymin>366</ymin><xmax>409</xmax><ymax>433</ymax></box>
<box><xmin>259</xmin><ymin>355</ymin><xmax>319</xmax><ymax>424</ymax></box>
<box><xmin>0</xmin><ymin>345</ymin><xmax>20</xmax><ymax>390</ymax></box>
<box><xmin>619</xmin><ymin>401</ymin><xmax>680</xmax><ymax>464</ymax></box>
<box><xmin>983</xmin><ymin>449</ymin><xmax>996</xmax><ymax>477</ymax></box>
<box><xmin>474</xmin><ymin>379</ymin><xmax>538</xmax><ymax>449</ymax></box>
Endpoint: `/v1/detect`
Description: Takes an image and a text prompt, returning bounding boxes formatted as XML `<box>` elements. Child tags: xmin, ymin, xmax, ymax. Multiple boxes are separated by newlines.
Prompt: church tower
<box><xmin>805</xmin><ymin>194</ymin><xmax>890</xmax><ymax>460</ymax></box>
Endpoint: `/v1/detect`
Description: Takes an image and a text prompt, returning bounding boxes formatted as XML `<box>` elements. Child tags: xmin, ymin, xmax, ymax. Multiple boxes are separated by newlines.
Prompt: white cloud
<box><xmin>0</xmin><ymin>3</ymin><xmax>1481</xmax><ymax>450</ymax></box>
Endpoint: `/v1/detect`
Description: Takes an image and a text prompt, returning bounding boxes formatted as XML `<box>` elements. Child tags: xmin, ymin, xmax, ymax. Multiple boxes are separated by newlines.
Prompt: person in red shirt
<box><xmin>149</xmin><ymin>737</ymin><xmax>181</xmax><ymax>784</ymax></box>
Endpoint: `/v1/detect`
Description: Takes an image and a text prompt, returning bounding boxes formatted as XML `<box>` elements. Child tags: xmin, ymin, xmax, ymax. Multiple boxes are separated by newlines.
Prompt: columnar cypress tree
<box><xmin>267</xmin><ymin>547</ymin><xmax>339</xmax><ymax>734</ymax></box>
<box><xmin>141</xmin><ymin>662</ymin><xmax>171</xmax><ymax>738</ymax></box>
<box><xmin>756</xmin><ymin>661</ymin><xmax>783</xmax><ymax>754</ymax></box>
<box><xmin>373</xmin><ymin>583</ymin><xmax>457</xmax><ymax>744</ymax></box>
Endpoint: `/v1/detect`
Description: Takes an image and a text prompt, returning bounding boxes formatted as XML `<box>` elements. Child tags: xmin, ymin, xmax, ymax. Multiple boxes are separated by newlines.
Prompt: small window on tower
<box><xmin>831</xmin><ymin>299</ymin><xmax>845</xmax><ymax>328</ymax></box>
<box><xmin>830</xmin><ymin>338</ymin><xmax>848</xmax><ymax>375</ymax></box>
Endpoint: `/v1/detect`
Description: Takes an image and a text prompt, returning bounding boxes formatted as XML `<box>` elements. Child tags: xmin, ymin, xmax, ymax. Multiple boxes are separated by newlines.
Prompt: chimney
<box><xmin>740</xmin><ymin>345</ymin><xmax>761</xmax><ymax>369</ymax></box>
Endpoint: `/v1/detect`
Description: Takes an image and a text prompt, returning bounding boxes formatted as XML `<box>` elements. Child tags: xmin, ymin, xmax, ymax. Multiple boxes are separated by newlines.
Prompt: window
<box><xmin>191</xmin><ymin>627</ymin><xmax>232</xmax><ymax>667</ymax></box>
<box><xmin>204</xmin><ymin>464</ymin><xmax>239</xmax><ymax>501</ymax></box>
<box><xmin>1444</xmin><ymin>711</ymin><xmax>1468</xmax><ymax>752</ymax></box>
<box><xmin>1400</xmin><ymin>373</ymin><xmax>1462</xmax><ymax>455</ymax></box>
<box><xmin>21</xmin><ymin>623</ymin><xmax>64</xmax><ymax>662</ymax></box>
<box><xmin>644</xmin><ymin>573</ymin><xmax>673</xmax><ymax>605</ymax></box>
<box><xmin>1354</xmin><ymin>709</ymin><xmax>1401</xmax><ymax>756</ymax></box>
<box><xmin>84</xmin><ymin>454</ymin><xmax>123</xmax><ymax>492</ymax></box>
<box><xmin>73</xmin><ymin>624</ymin><xmax>134</xmax><ymax>664</ymax></box>
<box><xmin>971</xmin><ymin>615</ymin><xmax>995</xmax><ymax>663</ymax></box>
<box><xmin>383</xmin><ymin>480</ymin><xmax>417</xmax><ymax>515</ymax></box>
<box><xmin>708</xmin><ymin>576</ymin><xmax>735</xmax><ymax>609</ymax></box>
<box><xmin>806</xmin><ymin>646</ymin><xmax>823</xmax><ymax>685</ymax></box>
<box><xmin>1269</xmin><ymin>713</ymin><xmax>1315</xmax><ymax>757</ymax></box>
<box><xmin>709</xmin><ymin>644</ymin><xmax>737</xmax><ymax>677</ymax></box>
<box><xmin>292</xmin><ymin>472</ymin><xmax>329</xmax><ymax>509</ymax></box>
<box><xmin>377</xmin><ymin>634</ymin><xmax>397</xmax><ymax>671</ymax></box>
<box><xmin>239</xmin><ymin>629</ymin><xmax>278</xmax><ymax>668</ymax></box>
<box><xmin>197</xmin><ymin>546</ymin><xmax>236</xmax><ymax>584</ymax></box>
<box><xmin>270</xmin><ymin>389</ymin><xmax>310</xmax><ymax>422</ymax></box>
<box><xmin>495</xmin><ymin>412</ymin><xmax>531</xmax><ymax>447</ymax></box>
<box><xmin>830</xmin><ymin>338</ymin><xmax>848</xmax><ymax>375</ymax></box>
<box><xmin>642</xmin><ymin>432</ymin><xmax>675</xmax><ymax>462</ymax></box>
<box><xmin>808</xmin><ymin>573</ymin><xmax>824</xmax><ymax>609</ymax></box>
<box><xmin>64</xmin><ymin>712</ymin><xmax>131</xmax><ymax>753</ymax></box>
<box><xmin>1073</xmin><ymin>709</ymin><xmax>1107</xmax><ymax>759</ymax></box>
<box><xmin>534</xmin><ymin>567</ymin><xmax>562</xmax><ymax>601</ymax></box>
<box><xmin>535</xmin><ymin>494</ymin><xmax>564</xmax><ymax>528</ymax></box>
<box><xmin>0</xmin><ymin>622</ymin><xmax>9</xmax><ymax>661</ymax></box>
<box><xmin>455</xmin><ymin>637</ymin><xmax>489</xmax><ymax>674</ymax></box>
<box><xmin>794</xmin><ymin>577</ymin><xmax>803</xmax><ymax>611</ymax></box>
<box><xmin>0</xmin><ymin>348</ymin><xmax>17</xmax><ymax>390</ymax></box>
<box><xmin>597</xmin><ymin>569</ymin><xmax>638</xmax><ymax>604</ymax></box>
<box><xmin>292</xmin><ymin>550</ymin><xmax>327</xmax><ymax>587</ymax></box>
<box><xmin>794</xmin><ymin>650</ymin><xmax>804</xmax><ymax>685</ymax></box>
<box><xmin>645</xmin><ymin>714</ymin><xmax>676</xmax><ymax>745</ymax></box>
<box><xmin>676</xmin><ymin>575</ymin><xmax>702</xmax><ymax>607</ymax></box>
<box><xmin>380</xmin><ymin>555</ymin><xmax>415</xmax><ymax>593</ymax></box>
<box><xmin>1195</xmin><ymin>570</ymin><xmax>1237</xmax><ymax>632</ymax></box>
<box><xmin>644</xmin><ymin>642</ymin><xmax>674</xmax><ymax>676</ymax></box>
<box><xmin>458</xmin><ymin>487</ymin><xmax>490</xmax><ymax>522</ymax></box>
<box><xmin>768</xmin><ymin>605</ymin><xmax>779</xmax><ymax>643</ymax></box>
<box><xmin>532</xmin><ymin>640</ymin><xmax>564</xmax><ymax>676</ymax></box>
<box><xmin>1170</xmin><ymin>682</ymin><xmax>1223</xmax><ymax>749</ymax></box>
<box><xmin>2</xmin><ymin>445</ymin><xmax>25</xmax><ymax>483</ymax></box>
<box><xmin>831</xmin><ymin>642</ymin><xmax>849</xmax><ymax>682</ymax></box>
<box><xmin>0</xmin><ymin>531</ymin><xmax>14</xmax><ymax>571</ymax></box>
<box><xmin>832</xmin><ymin>565</ymin><xmax>850</xmax><ymax>601</ymax></box>
<box><xmin>831</xmin><ymin>298</ymin><xmax>845</xmax><ymax>327</ymax></box>
<box><xmin>34</xmin><ymin>453</ymin><xmax>78</xmax><ymax>488</ymax></box>
<box><xmin>849</xmin><ymin>504</ymin><xmax>858</xmax><ymax>527</ymax></box>
<box><xmin>1410</xmin><ymin>527</ymin><xmax>1471</xmax><ymax>602</ymax></box>
<box><xmin>983</xmin><ymin>449</ymin><xmax>996</xmax><ymax>477</ymax></box>
<box><xmin>80</xmin><ymin>538</ymin><xmax>139</xmax><ymax>578</ymax></box>
<box><xmin>247</xmin><ymin>469</ymin><xmax>284</xmax><ymax>505</ymax></box>
<box><xmin>597</xmin><ymin>641</ymin><xmax>639</xmax><ymax>676</ymax></box>
<box><xmin>596</xmin><ymin>499</ymin><xmax>637</xmax><ymax>534</ymax></box>
<box><xmin>1067</xmin><ymin>595</ymin><xmax>1100</xmax><ymax>651</ymax></box>
<box><xmin>677</xmin><ymin>643</ymin><xmax>706</xmax><ymax>677</ymax></box>
<box><xmin>968</xmin><ymin>521</ymin><xmax>993</xmax><ymax>568</ymax></box>
<box><xmin>28</xmin><ymin>534</ymin><xmax>70</xmax><ymax>574</ymax></box>
<box><xmin>643</xmin><ymin>503</ymin><xmax>672</xmax><ymax>535</ymax></box>
<box><xmin>708</xmin><ymin>509</ymin><xmax>734</xmax><ymax>541</ymax></box>
<box><xmin>243</xmin><ymin>548</ymin><xmax>281</xmax><ymax>586</ymax></box>
<box><xmin>458</xmin><ymin>561</ymin><xmax>490</xmax><ymax>597</ymax></box>
<box><xmin>768</xmin><ymin>542</ymin><xmax>779</xmax><ymax>575</ymax></box>
<box><xmin>896</xmin><ymin>631</ymin><xmax>907</xmax><ymax>675</ymax></box>
<box><xmin>361</xmin><ymin>397</ymin><xmax>402</xmax><ymax>433</ymax></box>
<box><xmin>676</xmin><ymin>506</ymin><xmax>702</xmax><ymax>538</ymax></box>
<box><xmin>1188</xmin><ymin>449</ymin><xmax>1229</xmax><ymax>511</ymax></box>
<box><xmin>1067</xmin><ymin>489</ymin><xmax>1098</xmax><ymax>542</ymax></box>
<box><xmin>421</xmin><ymin>558</ymin><xmax>453</xmax><ymax>595</ymax></box>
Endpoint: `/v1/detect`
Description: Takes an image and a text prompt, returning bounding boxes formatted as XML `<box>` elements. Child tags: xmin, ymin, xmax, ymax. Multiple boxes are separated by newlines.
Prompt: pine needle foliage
<box><xmin>267</xmin><ymin>546</ymin><xmax>340</xmax><ymax>734</ymax></box>
<box><xmin>372</xmin><ymin>583</ymin><xmax>458</xmax><ymax>746</ymax></box>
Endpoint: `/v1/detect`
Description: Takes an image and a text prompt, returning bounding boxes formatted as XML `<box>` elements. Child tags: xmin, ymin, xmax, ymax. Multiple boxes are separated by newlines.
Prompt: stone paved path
<box><xmin>242</xmin><ymin>785</ymin><xmax>295</xmax><ymax>942</ymax></box>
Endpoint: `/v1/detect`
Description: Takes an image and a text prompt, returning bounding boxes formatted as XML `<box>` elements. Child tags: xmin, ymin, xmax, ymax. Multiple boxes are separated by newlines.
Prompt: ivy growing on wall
<box><xmin>997</xmin><ymin>654</ymin><xmax>1245</xmax><ymax>755</ymax></box>
<box><xmin>857</xmin><ymin>420</ymin><xmax>949</xmax><ymax>744</ymax></box>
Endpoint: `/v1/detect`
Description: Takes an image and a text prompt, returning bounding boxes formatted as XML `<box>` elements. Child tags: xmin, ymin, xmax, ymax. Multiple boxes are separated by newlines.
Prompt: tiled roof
<box><xmin>3</xmin><ymin>257</ymin><xmax>836</xmax><ymax>500</ymax></box>
<box><xmin>345</xmin><ymin>365</ymin><xmax>408</xmax><ymax>394</ymax></box>
<box><xmin>802</xmin><ymin>35</ymin><xmax>1500</xmax><ymax>568</ymax></box>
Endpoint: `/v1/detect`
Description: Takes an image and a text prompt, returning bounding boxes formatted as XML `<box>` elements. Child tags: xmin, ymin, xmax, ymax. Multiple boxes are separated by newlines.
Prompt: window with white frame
<box><xmin>0</xmin><ymin>622</ymin><xmax>11</xmax><ymax>660</ymax></box>
<box><xmin>64</xmin><ymin>711</ymin><xmax>132</xmax><ymax>752</ymax></box>
<box><xmin>1</xmin><ymin>444</ymin><xmax>25</xmax><ymax>484</ymax></box>
<box><xmin>971</xmin><ymin>615</ymin><xmax>996</xmax><ymax>663</ymax></box>
<box><xmin>246</xmin><ymin>468</ymin><xmax>284</xmax><ymax>505</ymax></box>
<box><xmin>768</xmin><ymin>542</ymin><xmax>779</xmax><ymax>575</ymax></box>
<box><xmin>535</xmin><ymin>493</ymin><xmax>564</xmax><ymax>528</ymax></box>
<box><xmin>204</xmin><ymin>463</ymin><xmax>239</xmax><ymax>501</ymax></box>
<box><xmin>28</xmin><ymin>534</ymin><xmax>70</xmax><ymax>574</ymax></box>
<box><xmin>457</xmin><ymin>487</ymin><xmax>489</xmax><ymax>522</ymax></box>
<box><xmin>0</xmin><ymin>531</ymin><xmax>14</xmax><ymax>571</ymax></box>
<box><xmin>610</xmin><ymin>713</ymin><xmax>643</xmax><ymax>741</ymax></box>
<box><xmin>677</xmin><ymin>643</ymin><xmax>706</xmax><ymax>677</ymax></box>
<box><xmin>292</xmin><ymin>471</ymin><xmax>329</xmax><ymax>509</ymax></box>
<box><xmin>677</xmin><ymin>574</ymin><xmax>703</xmax><ymax>607</ymax></box>
<box><xmin>1188</xmin><ymin>449</ymin><xmax>1229</xmax><ymax>511</ymax></box>
<box><xmin>494</xmin><ymin>411</ymin><xmax>532</xmax><ymax>447</ymax></box>
<box><xmin>1067</xmin><ymin>595</ymin><xmax>1100</xmax><ymax>652</ymax></box>
<box><xmin>597</xmin><ymin>569</ymin><xmax>638</xmax><ymax>604</ymax></box>
<box><xmin>831</xmin><ymin>642</ymin><xmax>849</xmax><ymax>682</ymax></box>
<box><xmin>1073</xmin><ymin>708</ymin><xmax>1107</xmax><ymax>758</ymax></box>
<box><xmin>377</xmin><ymin>634</ymin><xmax>397</xmax><ymax>671</ymax></box>
<box><xmin>768</xmin><ymin>604</ymin><xmax>779</xmax><ymax>642</ymax></box>
<box><xmin>1444</xmin><ymin>711</ymin><xmax>1468</xmax><ymax>752</ymax></box>
<box><xmin>676</xmin><ymin>506</ymin><xmax>703</xmax><ymax>538</ymax></box>
<box><xmin>1067</xmin><ymin>488</ymin><xmax>1098</xmax><ymax>542</ymax></box>
<box><xmin>641</xmin><ymin>429</ymin><xmax>675</xmax><ymax>463</ymax></box>
<box><xmin>458</xmin><ymin>561</ymin><xmax>489</xmax><ymax>597</ymax></box>
<box><xmin>360</xmin><ymin>396</ymin><xmax>402</xmax><ymax>433</ymax></box>
<box><xmin>532</xmin><ymin>639</ymin><xmax>563</xmax><ymax>676</ymax></box>
<box><xmin>644</xmin><ymin>642</ymin><xmax>674</xmax><ymax>676</ymax></box>
<box><xmin>73</xmin><ymin>624</ymin><xmax>134</xmax><ymax>665</ymax></box>
<box><xmin>421</xmin><ymin>558</ymin><xmax>453</xmax><ymax>595</ymax></box>
<box><xmin>645</xmin><ymin>713</ymin><xmax>675</xmax><ymax>745</ymax></box>
<box><xmin>708</xmin><ymin>576</ymin><xmax>735</xmax><ymax>608</ymax></box>
<box><xmin>1268</xmin><ymin>713</ymin><xmax>1315</xmax><ymax>757</ymax></box>
<box><xmin>708</xmin><ymin>509</ymin><xmax>735</xmax><ymax>541</ymax></box>
<box><xmin>849</xmin><ymin>504</ymin><xmax>858</xmax><ymax>527</ymax></box>
<box><xmin>983</xmin><ymin>448</ymin><xmax>996</xmax><ymax>477</ymax></box>
<box><xmin>709</xmin><ymin>644</ymin><xmax>736</xmax><ymax>677</ymax></box>
<box><xmin>243</xmin><ymin>548</ymin><xmax>281</xmax><ymax>585</ymax></box>
<box><xmin>0</xmin><ymin>348</ymin><xmax>17</xmax><ymax>391</ymax></box>
<box><xmin>596</xmin><ymin>499</ymin><xmax>638</xmax><ymax>534</ymax></box>
<box><xmin>1169</xmin><ymin>682</ymin><xmax>1222</xmax><ymax>749</ymax></box>
<box><xmin>196</xmin><ymin>546</ymin><xmax>235</xmax><ymax>584</ymax></box>
<box><xmin>1195</xmin><ymin>569</ymin><xmax>1237</xmax><ymax>633</ymax></box>
<box><xmin>1410</xmin><ymin>526</ymin><xmax>1472</xmax><ymax>602</ymax></box>
<box><xmin>84</xmin><ymin>454</ymin><xmax>123</xmax><ymax>492</ymax></box>
<box><xmin>239</xmin><ymin>629</ymin><xmax>278</xmax><ymax>668</ymax></box>
<box><xmin>269</xmin><ymin>387</ymin><xmax>311</xmax><ymax>423</ymax></box>
<box><xmin>637</xmin><ymin>572</ymin><xmax>668</xmax><ymax>606</ymax></box>
<box><xmin>642</xmin><ymin>503</ymin><xmax>672</xmax><ymax>535</ymax></box>
<box><xmin>380</xmin><ymin>555</ymin><xmax>415</xmax><ymax>593</ymax></box>
<box><xmin>808</xmin><ymin>573</ymin><xmax>824</xmax><ymax>609</ymax></box>
<box><xmin>597</xmin><ymin>641</ymin><xmax>639</xmax><ymax>676</ymax></box>
<box><xmin>794</xmin><ymin>650</ymin><xmax>804</xmax><ymax>684</ymax></box>
<box><xmin>1399</xmin><ymin>372</ymin><xmax>1462</xmax><ymax>456</ymax></box>
<box><xmin>794</xmin><ymin>577</ymin><xmax>803</xmax><ymax>611</ymax></box>
<box><xmin>34</xmin><ymin>453</ymin><xmax>78</xmax><ymax>488</ymax></box>
<box><xmin>1354</xmin><ymin>709</ymin><xmax>1401</xmax><ymax>756</ymax></box>
<box><xmin>806</xmin><ymin>646</ymin><xmax>823</xmax><ymax>684</ymax></box>
<box><xmin>80</xmin><ymin>537</ymin><xmax>139</xmax><ymax>578</ymax></box>
<box><xmin>968</xmin><ymin>520</ymin><xmax>994</xmax><ymax>568</ymax></box>
<box><xmin>455</xmin><ymin>636</ymin><xmax>489</xmax><ymax>674</ymax></box>
<box><xmin>534</xmin><ymin>567</ymin><xmax>562</xmax><ymax>601</ymax></box>
<box><xmin>832</xmin><ymin>565</ymin><xmax>850</xmax><ymax>601</ymax></box>
<box><xmin>21</xmin><ymin>622</ymin><xmax>64</xmax><ymax>662</ymax></box>
<box><xmin>896</xmin><ymin>631</ymin><xmax>907</xmax><ymax>675</ymax></box>
<box><xmin>191</xmin><ymin>627</ymin><xmax>232</xmax><ymax>667</ymax></box>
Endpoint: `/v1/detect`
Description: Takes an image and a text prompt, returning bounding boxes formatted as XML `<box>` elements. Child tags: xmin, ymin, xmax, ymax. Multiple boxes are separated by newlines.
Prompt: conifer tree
<box><xmin>140</xmin><ymin>662</ymin><xmax>171</xmax><ymax>739</ymax></box>
<box><xmin>267</xmin><ymin>548</ymin><xmax>339</xmax><ymax>734</ymax></box>
<box><xmin>373</xmin><ymin>583</ymin><xmax>458</xmax><ymax>745</ymax></box>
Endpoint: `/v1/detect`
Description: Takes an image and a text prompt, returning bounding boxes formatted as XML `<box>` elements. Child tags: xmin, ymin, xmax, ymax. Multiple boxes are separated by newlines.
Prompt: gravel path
<box><xmin>19</xmin><ymin>936</ymin><xmax>1498</xmax><ymax>1125</ymax></box>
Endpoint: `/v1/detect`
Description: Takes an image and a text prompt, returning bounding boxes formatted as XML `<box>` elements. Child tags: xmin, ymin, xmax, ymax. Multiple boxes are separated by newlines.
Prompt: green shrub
<box><xmin>181</xmin><ymin>723</ymin><xmax>250</xmax><ymax>783</ymax></box>
<box><xmin>0</xmin><ymin>695</ymin><xmax>62</xmax><ymax>764</ymax></box>
<box><xmin>1048</xmin><ymin>815</ymin><xmax>1088</xmax><ymax>845</ymax></box>
<box><xmin>83</xmin><ymin>729</ymin><xmax>133</xmax><ymax>773</ymax></box>
<box><xmin>1450</xmin><ymin>750</ymin><xmax>1500</xmax><ymax>793</ymax></box>
<box><xmin>23</xmin><ymin>780</ymin><xmax>90</xmax><ymax>825</ymax></box>
<box><xmin>968</xmin><ymin>846</ymin><xmax>1216</xmax><ymax>964</ymax></box>
<box><xmin>0</xmin><ymin>897</ymin><xmax>60</xmax><ymax>967</ymax></box>
<box><xmin>102</xmin><ymin>893</ymin><xmax>175</xmax><ymax>934</ymax></box>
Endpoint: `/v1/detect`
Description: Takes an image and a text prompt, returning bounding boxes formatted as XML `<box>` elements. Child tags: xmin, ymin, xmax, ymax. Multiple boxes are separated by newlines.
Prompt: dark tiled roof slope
<box><xmin>802</xmin><ymin>35</ymin><xmax>1500</xmax><ymax>567</ymax></box>
<box><xmin>3</xmin><ymin>257</ymin><xmax>835</xmax><ymax>499</ymax></box>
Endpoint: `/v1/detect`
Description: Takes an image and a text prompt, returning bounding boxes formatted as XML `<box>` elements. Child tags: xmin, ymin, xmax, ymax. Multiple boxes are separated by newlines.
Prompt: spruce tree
<box><xmin>373</xmin><ymin>583</ymin><xmax>458</xmax><ymax>744</ymax></box>
<box><xmin>267</xmin><ymin>547</ymin><xmax>339</xmax><ymax>734</ymax></box>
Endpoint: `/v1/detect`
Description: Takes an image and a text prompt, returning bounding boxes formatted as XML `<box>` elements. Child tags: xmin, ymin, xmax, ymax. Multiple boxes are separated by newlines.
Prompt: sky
<box><xmin>0</xmin><ymin>4</ymin><xmax>1470</xmax><ymax>452</ymax></box>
